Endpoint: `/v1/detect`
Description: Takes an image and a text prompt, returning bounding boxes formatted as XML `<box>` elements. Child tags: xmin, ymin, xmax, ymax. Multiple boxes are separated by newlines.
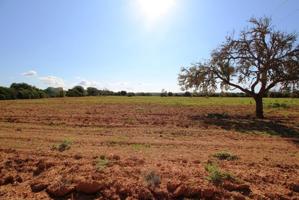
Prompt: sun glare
<box><xmin>136</xmin><ymin>0</ymin><xmax>176</xmax><ymax>24</ymax></box>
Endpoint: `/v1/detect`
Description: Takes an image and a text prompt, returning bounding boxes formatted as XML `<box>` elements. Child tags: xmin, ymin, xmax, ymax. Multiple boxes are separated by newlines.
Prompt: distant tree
<box><xmin>10</xmin><ymin>83</ymin><xmax>44</xmax><ymax>99</ymax></box>
<box><xmin>184</xmin><ymin>91</ymin><xmax>192</xmax><ymax>97</ymax></box>
<box><xmin>44</xmin><ymin>87</ymin><xmax>64</xmax><ymax>98</ymax></box>
<box><xmin>99</xmin><ymin>89</ymin><xmax>114</xmax><ymax>96</ymax></box>
<box><xmin>160</xmin><ymin>89</ymin><xmax>167</xmax><ymax>97</ymax></box>
<box><xmin>179</xmin><ymin>17</ymin><xmax>299</xmax><ymax>118</ymax></box>
<box><xmin>127</xmin><ymin>92</ymin><xmax>135</xmax><ymax>97</ymax></box>
<box><xmin>10</xmin><ymin>83</ymin><xmax>33</xmax><ymax>90</ymax></box>
<box><xmin>87</xmin><ymin>87</ymin><xmax>99</xmax><ymax>96</ymax></box>
<box><xmin>119</xmin><ymin>91</ymin><xmax>127</xmax><ymax>96</ymax></box>
<box><xmin>136</xmin><ymin>92</ymin><xmax>152</xmax><ymax>96</ymax></box>
<box><xmin>0</xmin><ymin>87</ymin><xmax>14</xmax><ymax>100</ymax></box>
<box><xmin>66</xmin><ymin>86</ymin><xmax>86</xmax><ymax>97</ymax></box>
<box><xmin>167</xmin><ymin>92</ymin><xmax>173</xmax><ymax>97</ymax></box>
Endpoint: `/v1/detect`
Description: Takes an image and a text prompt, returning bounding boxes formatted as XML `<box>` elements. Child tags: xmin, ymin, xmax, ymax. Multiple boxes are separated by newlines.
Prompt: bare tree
<box><xmin>179</xmin><ymin>17</ymin><xmax>299</xmax><ymax>118</ymax></box>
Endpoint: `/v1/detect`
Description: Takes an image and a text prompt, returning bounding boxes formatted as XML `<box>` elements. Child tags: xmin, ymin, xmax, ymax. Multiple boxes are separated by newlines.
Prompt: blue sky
<box><xmin>0</xmin><ymin>0</ymin><xmax>298</xmax><ymax>92</ymax></box>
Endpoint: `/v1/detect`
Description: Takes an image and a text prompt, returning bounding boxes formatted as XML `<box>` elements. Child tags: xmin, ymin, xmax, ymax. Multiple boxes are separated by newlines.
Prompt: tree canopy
<box><xmin>179</xmin><ymin>17</ymin><xmax>299</xmax><ymax>118</ymax></box>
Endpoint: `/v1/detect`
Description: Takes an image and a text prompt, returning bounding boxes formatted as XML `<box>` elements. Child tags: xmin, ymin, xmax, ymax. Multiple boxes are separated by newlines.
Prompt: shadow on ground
<box><xmin>190</xmin><ymin>113</ymin><xmax>299</xmax><ymax>138</ymax></box>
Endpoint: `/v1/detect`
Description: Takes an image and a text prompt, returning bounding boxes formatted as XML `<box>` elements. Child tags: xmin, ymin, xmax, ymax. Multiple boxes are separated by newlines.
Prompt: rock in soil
<box><xmin>290</xmin><ymin>183</ymin><xmax>299</xmax><ymax>193</ymax></box>
<box><xmin>223</xmin><ymin>182</ymin><xmax>251</xmax><ymax>195</ymax></box>
<box><xmin>30</xmin><ymin>181</ymin><xmax>48</xmax><ymax>193</ymax></box>
<box><xmin>47</xmin><ymin>182</ymin><xmax>74</xmax><ymax>197</ymax></box>
<box><xmin>76</xmin><ymin>180</ymin><xmax>104</xmax><ymax>194</ymax></box>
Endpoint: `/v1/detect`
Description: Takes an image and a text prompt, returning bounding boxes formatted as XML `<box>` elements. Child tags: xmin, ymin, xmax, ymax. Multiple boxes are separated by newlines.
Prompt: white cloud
<box><xmin>22</xmin><ymin>70</ymin><xmax>37</xmax><ymax>77</ymax></box>
<box><xmin>39</xmin><ymin>76</ymin><xmax>65</xmax><ymax>88</ymax></box>
<box><xmin>78</xmin><ymin>80</ymin><xmax>98</xmax><ymax>88</ymax></box>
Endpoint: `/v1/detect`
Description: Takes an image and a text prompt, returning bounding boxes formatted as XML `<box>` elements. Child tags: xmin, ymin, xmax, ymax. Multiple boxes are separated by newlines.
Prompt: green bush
<box><xmin>205</xmin><ymin>163</ymin><xmax>235</xmax><ymax>185</ymax></box>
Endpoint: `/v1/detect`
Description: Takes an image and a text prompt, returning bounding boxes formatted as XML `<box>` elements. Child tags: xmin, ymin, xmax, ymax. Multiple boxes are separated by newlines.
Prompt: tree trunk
<box><xmin>254</xmin><ymin>97</ymin><xmax>264</xmax><ymax>119</ymax></box>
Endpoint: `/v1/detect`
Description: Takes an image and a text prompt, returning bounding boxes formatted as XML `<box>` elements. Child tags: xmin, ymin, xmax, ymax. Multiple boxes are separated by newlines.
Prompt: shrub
<box><xmin>144</xmin><ymin>170</ymin><xmax>161</xmax><ymax>188</ymax></box>
<box><xmin>213</xmin><ymin>152</ymin><xmax>238</xmax><ymax>161</ymax></box>
<box><xmin>268</xmin><ymin>103</ymin><xmax>289</xmax><ymax>109</ymax></box>
<box><xmin>96</xmin><ymin>157</ymin><xmax>109</xmax><ymax>171</ymax></box>
<box><xmin>52</xmin><ymin>139</ymin><xmax>72</xmax><ymax>152</ymax></box>
<box><xmin>205</xmin><ymin>163</ymin><xmax>235</xmax><ymax>185</ymax></box>
<box><xmin>131</xmin><ymin>144</ymin><xmax>151</xmax><ymax>151</ymax></box>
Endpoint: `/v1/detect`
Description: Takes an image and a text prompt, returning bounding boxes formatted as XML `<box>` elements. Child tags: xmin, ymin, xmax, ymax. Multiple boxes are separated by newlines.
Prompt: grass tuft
<box><xmin>267</xmin><ymin>103</ymin><xmax>289</xmax><ymax>109</ymax></box>
<box><xmin>96</xmin><ymin>157</ymin><xmax>109</xmax><ymax>171</ymax></box>
<box><xmin>205</xmin><ymin>162</ymin><xmax>235</xmax><ymax>185</ymax></box>
<box><xmin>213</xmin><ymin>152</ymin><xmax>239</xmax><ymax>161</ymax></box>
<box><xmin>52</xmin><ymin>139</ymin><xmax>72</xmax><ymax>152</ymax></box>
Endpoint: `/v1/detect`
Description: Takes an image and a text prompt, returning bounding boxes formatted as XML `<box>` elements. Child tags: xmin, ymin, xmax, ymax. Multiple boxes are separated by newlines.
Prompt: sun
<box><xmin>136</xmin><ymin>0</ymin><xmax>176</xmax><ymax>24</ymax></box>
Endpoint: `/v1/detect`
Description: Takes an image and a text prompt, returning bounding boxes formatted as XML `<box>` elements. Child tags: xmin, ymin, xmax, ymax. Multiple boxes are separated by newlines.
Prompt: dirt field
<box><xmin>0</xmin><ymin>97</ymin><xmax>299</xmax><ymax>200</ymax></box>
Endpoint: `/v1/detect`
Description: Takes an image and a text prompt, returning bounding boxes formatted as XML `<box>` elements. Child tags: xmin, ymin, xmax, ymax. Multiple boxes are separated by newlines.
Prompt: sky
<box><xmin>0</xmin><ymin>0</ymin><xmax>299</xmax><ymax>92</ymax></box>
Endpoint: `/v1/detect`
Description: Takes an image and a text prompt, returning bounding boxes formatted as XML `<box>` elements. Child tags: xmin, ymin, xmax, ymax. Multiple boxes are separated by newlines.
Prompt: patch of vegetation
<box><xmin>207</xmin><ymin>113</ymin><xmax>229</xmax><ymax>119</ymax></box>
<box><xmin>96</xmin><ymin>157</ymin><xmax>109</xmax><ymax>171</ymax></box>
<box><xmin>52</xmin><ymin>139</ymin><xmax>72</xmax><ymax>152</ymax></box>
<box><xmin>267</xmin><ymin>102</ymin><xmax>289</xmax><ymax>109</ymax></box>
<box><xmin>205</xmin><ymin>162</ymin><xmax>235</xmax><ymax>185</ymax></box>
<box><xmin>131</xmin><ymin>143</ymin><xmax>151</xmax><ymax>151</ymax></box>
<box><xmin>213</xmin><ymin>152</ymin><xmax>238</xmax><ymax>161</ymax></box>
<box><xmin>144</xmin><ymin>170</ymin><xmax>161</xmax><ymax>188</ymax></box>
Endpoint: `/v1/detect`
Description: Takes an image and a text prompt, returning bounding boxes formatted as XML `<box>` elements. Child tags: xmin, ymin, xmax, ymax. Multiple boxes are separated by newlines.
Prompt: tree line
<box><xmin>0</xmin><ymin>83</ymin><xmax>298</xmax><ymax>100</ymax></box>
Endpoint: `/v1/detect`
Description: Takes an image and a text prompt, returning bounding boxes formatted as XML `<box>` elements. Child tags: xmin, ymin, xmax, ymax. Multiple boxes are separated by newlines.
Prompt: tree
<box><xmin>10</xmin><ymin>83</ymin><xmax>45</xmax><ymax>99</ymax></box>
<box><xmin>160</xmin><ymin>89</ymin><xmax>167</xmax><ymax>97</ymax></box>
<box><xmin>127</xmin><ymin>92</ymin><xmax>135</xmax><ymax>97</ymax></box>
<box><xmin>66</xmin><ymin>86</ymin><xmax>86</xmax><ymax>97</ymax></box>
<box><xmin>119</xmin><ymin>91</ymin><xmax>127</xmax><ymax>96</ymax></box>
<box><xmin>87</xmin><ymin>87</ymin><xmax>99</xmax><ymax>96</ymax></box>
<box><xmin>45</xmin><ymin>87</ymin><xmax>64</xmax><ymax>98</ymax></box>
<box><xmin>184</xmin><ymin>91</ymin><xmax>192</xmax><ymax>97</ymax></box>
<box><xmin>179</xmin><ymin>17</ymin><xmax>299</xmax><ymax>118</ymax></box>
<box><xmin>0</xmin><ymin>87</ymin><xmax>14</xmax><ymax>100</ymax></box>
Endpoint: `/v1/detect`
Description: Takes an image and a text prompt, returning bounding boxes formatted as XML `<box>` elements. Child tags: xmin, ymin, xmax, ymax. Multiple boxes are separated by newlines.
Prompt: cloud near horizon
<box><xmin>22</xmin><ymin>70</ymin><xmax>37</xmax><ymax>77</ymax></box>
<box><xmin>39</xmin><ymin>76</ymin><xmax>65</xmax><ymax>88</ymax></box>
